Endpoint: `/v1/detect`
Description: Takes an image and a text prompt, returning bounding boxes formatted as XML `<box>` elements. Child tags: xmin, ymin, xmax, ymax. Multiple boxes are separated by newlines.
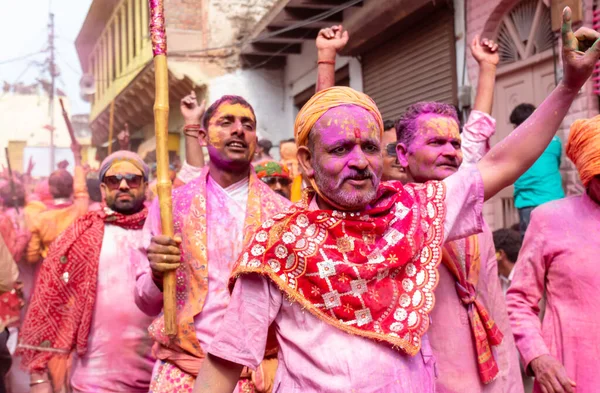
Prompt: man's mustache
<box><xmin>343</xmin><ymin>169</ymin><xmax>374</xmax><ymax>181</ymax></box>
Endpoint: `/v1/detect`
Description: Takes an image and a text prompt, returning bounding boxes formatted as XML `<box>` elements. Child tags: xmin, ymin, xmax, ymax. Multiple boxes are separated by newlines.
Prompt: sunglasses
<box><xmin>103</xmin><ymin>174</ymin><xmax>144</xmax><ymax>190</ymax></box>
<box><xmin>385</xmin><ymin>143</ymin><xmax>398</xmax><ymax>157</ymax></box>
<box><xmin>262</xmin><ymin>176</ymin><xmax>292</xmax><ymax>187</ymax></box>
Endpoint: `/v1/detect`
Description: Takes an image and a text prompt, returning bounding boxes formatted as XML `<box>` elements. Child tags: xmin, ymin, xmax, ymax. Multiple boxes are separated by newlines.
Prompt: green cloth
<box><xmin>514</xmin><ymin>136</ymin><xmax>564</xmax><ymax>209</ymax></box>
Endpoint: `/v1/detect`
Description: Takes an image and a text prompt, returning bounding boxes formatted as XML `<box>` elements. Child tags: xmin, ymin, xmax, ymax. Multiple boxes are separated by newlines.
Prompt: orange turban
<box><xmin>566</xmin><ymin>115</ymin><xmax>600</xmax><ymax>187</ymax></box>
<box><xmin>294</xmin><ymin>86</ymin><xmax>384</xmax><ymax>147</ymax></box>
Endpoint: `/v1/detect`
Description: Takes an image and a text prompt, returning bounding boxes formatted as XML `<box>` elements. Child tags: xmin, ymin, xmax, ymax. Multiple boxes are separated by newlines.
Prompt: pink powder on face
<box><xmin>405</xmin><ymin>113</ymin><xmax>463</xmax><ymax>182</ymax></box>
<box><xmin>310</xmin><ymin>105</ymin><xmax>383</xmax><ymax>209</ymax></box>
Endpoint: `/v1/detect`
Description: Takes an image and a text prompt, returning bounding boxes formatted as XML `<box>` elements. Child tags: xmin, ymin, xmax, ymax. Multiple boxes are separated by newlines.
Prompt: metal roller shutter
<box><xmin>362</xmin><ymin>10</ymin><xmax>457</xmax><ymax>121</ymax></box>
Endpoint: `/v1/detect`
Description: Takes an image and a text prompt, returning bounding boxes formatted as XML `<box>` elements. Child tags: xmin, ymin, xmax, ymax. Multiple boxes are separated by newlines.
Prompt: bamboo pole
<box><xmin>148</xmin><ymin>0</ymin><xmax>177</xmax><ymax>338</ymax></box>
<box><xmin>108</xmin><ymin>100</ymin><xmax>116</xmax><ymax>155</ymax></box>
<box><xmin>58</xmin><ymin>98</ymin><xmax>78</xmax><ymax>145</ymax></box>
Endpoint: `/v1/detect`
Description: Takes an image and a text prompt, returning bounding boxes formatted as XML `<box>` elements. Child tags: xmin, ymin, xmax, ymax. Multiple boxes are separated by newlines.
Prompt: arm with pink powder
<box><xmin>315</xmin><ymin>25</ymin><xmax>349</xmax><ymax>92</ymax></box>
<box><xmin>461</xmin><ymin>35</ymin><xmax>498</xmax><ymax>166</ymax></box>
<box><xmin>134</xmin><ymin>199</ymin><xmax>164</xmax><ymax>316</ymax></box>
<box><xmin>476</xmin><ymin>9</ymin><xmax>600</xmax><ymax>200</ymax></box>
<box><xmin>194</xmin><ymin>275</ymin><xmax>282</xmax><ymax>393</ymax></box>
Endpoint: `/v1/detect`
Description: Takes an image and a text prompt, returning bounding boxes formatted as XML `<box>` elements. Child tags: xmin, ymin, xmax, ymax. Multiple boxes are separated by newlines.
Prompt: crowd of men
<box><xmin>0</xmin><ymin>7</ymin><xmax>599</xmax><ymax>393</ymax></box>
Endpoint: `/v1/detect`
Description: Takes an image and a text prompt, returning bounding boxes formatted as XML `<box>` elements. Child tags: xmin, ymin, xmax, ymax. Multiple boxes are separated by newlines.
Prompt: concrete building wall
<box><xmin>0</xmin><ymin>93</ymin><xmax>93</xmax><ymax>174</ymax></box>
<box><xmin>466</xmin><ymin>0</ymin><xmax>597</xmax><ymax>199</ymax></box>
<box><xmin>208</xmin><ymin>68</ymin><xmax>287</xmax><ymax>144</ymax></box>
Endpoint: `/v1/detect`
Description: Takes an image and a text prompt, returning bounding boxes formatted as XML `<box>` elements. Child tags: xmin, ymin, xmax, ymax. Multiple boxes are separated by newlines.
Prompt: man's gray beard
<box><xmin>312</xmin><ymin>163</ymin><xmax>378</xmax><ymax>210</ymax></box>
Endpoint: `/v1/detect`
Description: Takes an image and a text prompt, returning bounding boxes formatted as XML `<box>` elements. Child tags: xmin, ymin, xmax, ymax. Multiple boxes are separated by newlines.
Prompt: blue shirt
<box><xmin>513</xmin><ymin>136</ymin><xmax>564</xmax><ymax>209</ymax></box>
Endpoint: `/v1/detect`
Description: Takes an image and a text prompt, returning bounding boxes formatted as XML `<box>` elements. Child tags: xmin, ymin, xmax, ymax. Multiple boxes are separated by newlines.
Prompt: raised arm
<box><xmin>180</xmin><ymin>90</ymin><xmax>206</xmax><ymax>170</ymax></box>
<box><xmin>71</xmin><ymin>143</ymin><xmax>90</xmax><ymax>216</ymax></box>
<box><xmin>316</xmin><ymin>25</ymin><xmax>349</xmax><ymax>93</ymax></box>
<box><xmin>477</xmin><ymin>7</ymin><xmax>600</xmax><ymax>200</ymax></box>
<box><xmin>471</xmin><ymin>35</ymin><xmax>499</xmax><ymax>115</ymax></box>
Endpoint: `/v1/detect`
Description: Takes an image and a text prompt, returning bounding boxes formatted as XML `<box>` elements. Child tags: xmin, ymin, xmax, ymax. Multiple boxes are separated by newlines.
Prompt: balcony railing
<box><xmin>89</xmin><ymin>0</ymin><xmax>151</xmax><ymax>122</ymax></box>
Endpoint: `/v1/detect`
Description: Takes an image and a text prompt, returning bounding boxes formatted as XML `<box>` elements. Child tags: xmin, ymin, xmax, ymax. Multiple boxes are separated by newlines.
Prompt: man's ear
<box><xmin>297</xmin><ymin>146</ymin><xmax>315</xmax><ymax>179</ymax></box>
<box><xmin>198</xmin><ymin>128</ymin><xmax>208</xmax><ymax>147</ymax></box>
<box><xmin>99</xmin><ymin>182</ymin><xmax>108</xmax><ymax>203</ymax></box>
<box><xmin>497</xmin><ymin>249</ymin><xmax>507</xmax><ymax>261</ymax></box>
<box><xmin>396</xmin><ymin>142</ymin><xmax>409</xmax><ymax>168</ymax></box>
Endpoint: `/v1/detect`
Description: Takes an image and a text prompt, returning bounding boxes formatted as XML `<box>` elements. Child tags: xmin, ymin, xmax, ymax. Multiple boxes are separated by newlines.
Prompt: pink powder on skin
<box><xmin>402</xmin><ymin>113</ymin><xmax>463</xmax><ymax>183</ymax></box>
<box><xmin>309</xmin><ymin>105</ymin><xmax>383</xmax><ymax>209</ymax></box>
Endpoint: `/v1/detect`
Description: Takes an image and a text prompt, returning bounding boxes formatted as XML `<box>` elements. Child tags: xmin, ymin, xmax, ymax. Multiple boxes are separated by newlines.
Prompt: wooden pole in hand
<box><xmin>149</xmin><ymin>0</ymin><xmax>177</xmax><ymax>338</ymax></box>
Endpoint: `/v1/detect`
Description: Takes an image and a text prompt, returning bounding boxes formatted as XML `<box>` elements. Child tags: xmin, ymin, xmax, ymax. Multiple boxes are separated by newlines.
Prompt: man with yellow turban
<box><xmin>190</xmin><ymin>9</ymin><xmax>600</xmax><ymax>392</ymax></box>
<box><xmin>506</xmin><ymin>114</ymin><xmax>600</xmax><ymax>393</ymax></box>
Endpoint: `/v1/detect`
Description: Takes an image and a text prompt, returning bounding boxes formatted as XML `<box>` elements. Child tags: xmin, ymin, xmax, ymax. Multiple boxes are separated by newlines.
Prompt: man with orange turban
<box><xmin>190</xmin><ymin>10</ymin><xmax>600</xmax><ymax>392</ymax></box>
<box><xmin>506</xmin><ymin>114</ymin><xmax>600</xmax><ymax>393</ymax></box>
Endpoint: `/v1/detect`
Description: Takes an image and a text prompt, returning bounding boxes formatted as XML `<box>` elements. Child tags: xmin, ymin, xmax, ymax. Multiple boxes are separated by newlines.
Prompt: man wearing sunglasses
<box><xmin>255</xmin><ymin>161</ymin><xmax>292</xmax><ymax>199</ymax></box>
<box><xmin>18</xmin><ymin>151</ymin><xmax>155</xmax><ymax>393</ymax></box>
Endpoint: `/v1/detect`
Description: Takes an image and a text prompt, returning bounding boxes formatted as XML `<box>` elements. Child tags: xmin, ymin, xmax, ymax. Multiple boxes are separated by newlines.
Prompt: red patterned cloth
<box><xmin>231</xmin><ymin>180</ymin><xmax>446</xmax><ymax>355</ymax></box>
<box><xmin>442</xmin><ymin>235</ymin><xmax>504</xmax><ymax>384</ymax></box>
<box><xmin>16</xmin><ymin>207</ymin><xmax>148</xmax><ymax>373</ymax></box>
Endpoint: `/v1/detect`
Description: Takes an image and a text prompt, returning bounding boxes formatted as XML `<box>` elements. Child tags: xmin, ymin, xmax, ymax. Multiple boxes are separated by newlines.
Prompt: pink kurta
<box><xmin>70</xmin><ymin>224</ymin><xmax>155</xmax><ymax>392</ymax></box>
<box><xmin>506</xmin><ymin>194</ymin><xmax>600</xmax><ymax>393</ymax></box>
<box><xmin>134</xmin><ymin>172</ymin><xmax>290</xmax><ymax>387</ymax></box>
<box><xmin>208</xmin><ymin>168</ymin><xmax>485</xmax><ymax>393</ymax></box>
<box><xmin>428</xmin><ymin>223</ymin><xmax>523</xmax><ymax>393</ymax></box>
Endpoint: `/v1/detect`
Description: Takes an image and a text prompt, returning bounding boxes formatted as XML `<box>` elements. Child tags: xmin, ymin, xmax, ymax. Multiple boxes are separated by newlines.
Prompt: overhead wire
<box><xmin>0</xmin><ymin>51</ymin><xmax>45</xmax><ymax>66</ymax></box>
<box><xmin>169</xmin><ymin>0</ymin><xmax>363</xmax><ymax>56</ymax></box>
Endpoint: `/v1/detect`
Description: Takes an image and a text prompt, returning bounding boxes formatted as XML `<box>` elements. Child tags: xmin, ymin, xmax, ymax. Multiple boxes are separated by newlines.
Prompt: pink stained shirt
<box><xmin>70</xmin><ymin>224</ymin><xmax>155</xmax><ymax>393</ymax></box>
<box><xmin>429</xmin><ymin>109</ymin><xmax>523</xmax><ymax>393</ymax></box>
<box><xmin>506</xmin><ymin>194</ymin><xmax>600</xmax><ymax>393</ymax></box>
<box><xmin>134</xmin><ymin>175</ymin><xmax>291</xmax><ymax>351</ymax></box>
<box><xmin>207</xmin><ymin>168</ymin><xmax>485</xmax><ymax>393</ymax></box>
<box><xmin>428</xmin><ymin>223</ymin><xmax>524</xmax><ymax>393</ymax></box>
<box><xmin>461</xmin><ymin>110</ymin><xmax>496</xmax><ymax>168</ymax></box>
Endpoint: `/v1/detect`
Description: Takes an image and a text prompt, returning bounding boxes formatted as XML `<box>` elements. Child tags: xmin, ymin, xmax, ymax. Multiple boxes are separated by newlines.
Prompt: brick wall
<box><xmin>466</xmin><ymin>0</ymin><xmax>598</xmax><ymax>197</ymax></box>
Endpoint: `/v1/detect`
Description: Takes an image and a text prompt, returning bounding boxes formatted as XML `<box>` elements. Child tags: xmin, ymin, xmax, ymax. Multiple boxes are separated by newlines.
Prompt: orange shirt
<box><xmin>25</xmin><ymin>166</ymin><xmax>89</xmax><ymax>263</ymax></box>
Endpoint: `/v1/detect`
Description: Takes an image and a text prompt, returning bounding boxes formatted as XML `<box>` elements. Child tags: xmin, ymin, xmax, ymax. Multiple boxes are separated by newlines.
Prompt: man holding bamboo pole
<box><xmin>134</xmin><ymin>94</ymin><xmax>290</xmax><ymax>393</ymax></box>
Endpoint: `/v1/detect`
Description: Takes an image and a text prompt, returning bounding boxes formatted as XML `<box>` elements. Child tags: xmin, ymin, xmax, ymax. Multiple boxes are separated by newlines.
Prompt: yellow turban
<box><xmin>294</xmin><ymin>86</ymin><xmax>384</xmax><ymax>147</ymax></box>
<box><xmin>566</xmin><ymin>115</ymin><xmax>600</xmax><ymax>187</ymax></box>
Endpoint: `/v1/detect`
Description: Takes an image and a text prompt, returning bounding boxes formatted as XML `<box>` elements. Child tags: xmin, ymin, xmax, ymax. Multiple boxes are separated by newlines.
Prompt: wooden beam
<box><xmin>269</xmin><ymin>8</ymin><xmax>342</xmax><ymax>28</ymax></box>
<box><xmin>242</xmin><ymin>42</ymin><xmax>302</xmax><ymax>56</ymax></box>
<box><xmin>341</xmin><ymin>0</ymin><xmax>442</xmax><ymax>55</ymax></box>
<box><xmin>287</xmin><ymin>0</ymin><xmax>362</xmax><ymax>10</ymax></box>
<box><xmin>241</xmin><ymin>54</ymin><xmax>287</xmax><ymax>69</ymax></box>
<box><xmin>247</xmin><ymin>0</ymin><xmax>291</xmax><ymax>41</ymax></box>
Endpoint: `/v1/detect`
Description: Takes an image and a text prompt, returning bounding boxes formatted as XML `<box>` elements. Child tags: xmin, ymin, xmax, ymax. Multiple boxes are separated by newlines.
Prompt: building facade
<box><xmin>76</xmin><ymin>0</ymin><xmax>598</xmax><ymax>229</ymax></box>
<box><xmin>0</xmin><ymin>90</ymin><xmax>95</xmax><ymax>177</ymax></box>
<box><xmin>241</xmin><ymin>0</ymin><xmax>597</xmax><ymax>230</ymax></box>
<box><xmin>75</xmin><ymin>0</ymin><xmax>283</xmax><ymax>162</ymax></box>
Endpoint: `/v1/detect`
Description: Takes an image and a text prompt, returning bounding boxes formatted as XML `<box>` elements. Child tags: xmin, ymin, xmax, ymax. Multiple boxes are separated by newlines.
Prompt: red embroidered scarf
<box><xmin>442</xmin><ymin>235</ymin><xmax>503</xmax><ymax>384</ymax></box>
<box><xmin>17</xmin><ymin>207</ymin><xmax>147</xmax><ymax>374</ymax></box>
<box><xmin>231</xmin><ymin>180</ymin><xmax>446</xmax><ymax>355</ymax></box>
